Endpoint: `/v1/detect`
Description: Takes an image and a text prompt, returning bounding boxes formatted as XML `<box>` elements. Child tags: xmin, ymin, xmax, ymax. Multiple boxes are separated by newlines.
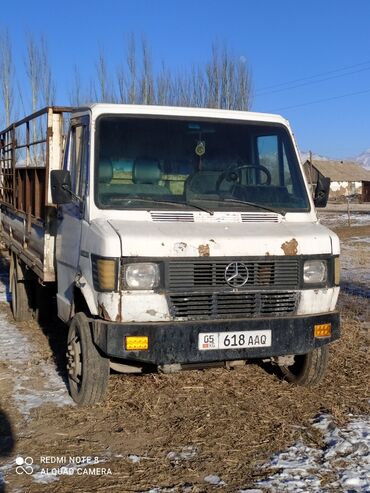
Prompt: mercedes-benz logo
<box><xmin>225</xmin><ymin>262</ymin><xmax>249</xmax><ymax>287</ymax></box>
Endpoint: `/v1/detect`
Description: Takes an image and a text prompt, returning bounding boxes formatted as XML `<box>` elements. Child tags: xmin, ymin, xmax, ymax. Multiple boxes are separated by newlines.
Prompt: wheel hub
<box><xmin>66</xmin><ymin>336</ymin><xmax>82</xmax><ymax>384</ymax></box>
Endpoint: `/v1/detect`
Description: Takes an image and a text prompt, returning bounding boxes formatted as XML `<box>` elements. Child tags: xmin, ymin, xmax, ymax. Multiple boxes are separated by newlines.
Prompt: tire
<box><xmin>279</xmin><ymin>346</ymin><xmax>329</xmax><ymax>386</ymax></box>
<box><xmin>10</xmin><ymin>262</ymin><xmax>33</xmax><ymax>322</ymax></box>
<box><xmin>66</xmin><ymin>312</ymin><xmax>110</xmax><ymax>405</ymax></box>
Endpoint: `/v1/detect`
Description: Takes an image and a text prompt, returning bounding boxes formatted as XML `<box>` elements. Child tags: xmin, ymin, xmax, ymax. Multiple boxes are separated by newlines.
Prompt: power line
<box><xmin>255</xmin><ymin>66</ymin><xmax>370</xmax><ymax>97</ymax></box>
<box><xmin>256</xmin><ymin>58</ymin><xmax>370</xmax><ymax>92</ymax></box>
<box><xmin>271</xmin><ymin>87</ymin><xmax>370</xmax><ymax>111</ymax></box>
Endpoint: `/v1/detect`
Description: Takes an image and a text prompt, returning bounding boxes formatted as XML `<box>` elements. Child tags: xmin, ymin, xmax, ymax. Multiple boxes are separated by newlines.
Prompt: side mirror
<box><xmin>313</xmin><ymin>175</ymin><xmax>330</xmax><ymax>208</ymax></box>
<box><xmin>51</xmin><ymin>170</ymin><xmax>73</xmax><ymax>204</ymax></box>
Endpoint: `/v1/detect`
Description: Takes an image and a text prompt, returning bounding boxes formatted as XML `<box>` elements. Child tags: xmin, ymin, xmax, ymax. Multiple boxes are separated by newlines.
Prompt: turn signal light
<box><xmin>314</xmin><ymin>323</ymin><xmax>332</xmax><ymax>338</ymax></box>
<box><xmin>334</xmin><ymin>257</ymin><xmax>341</xmax><ymax>285</ymax></box>
<box><xmin>125</xmin><ymin>336</ymin><xmax>149</xmax><ymax>351</ymax></box>
<box><xmin>91</xmin><ymin>255</ymin><xmax>119</xmax><ymax>292</ymax></box>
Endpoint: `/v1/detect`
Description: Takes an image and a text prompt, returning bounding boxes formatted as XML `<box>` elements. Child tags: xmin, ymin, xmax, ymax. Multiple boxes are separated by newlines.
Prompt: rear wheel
<box><xmin>10</xmin><ymin>258</ymin><xmax>33</xmax><ymax>322</ymax></box>
<box><xmin>279</xmin><ymin>346</ymin><xmax>329</xmax><ymax>386</ymax></box>
<box><xmin>67</xmin><ymin>312</ymin><xmax>110</xmax><ymax>405</ymax></box>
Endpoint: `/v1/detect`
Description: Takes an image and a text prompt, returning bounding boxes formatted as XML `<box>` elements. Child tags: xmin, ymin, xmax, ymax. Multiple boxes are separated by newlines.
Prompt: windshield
<box><xmin>95</xmin><ymin>116</ymin><xmax>309</xmax><ymax>212</ymax></box>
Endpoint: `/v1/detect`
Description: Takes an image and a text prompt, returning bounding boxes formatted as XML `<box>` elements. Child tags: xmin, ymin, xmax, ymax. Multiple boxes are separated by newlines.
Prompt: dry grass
<box><xmin>4</xmin><ymin>293</ymin><xmax>368</xmax><ymax>493</ymax></box>
<box><xmin>1</xmin><ymin>226</ymin><xmax>369</xmax><ymax>492</ymax></box>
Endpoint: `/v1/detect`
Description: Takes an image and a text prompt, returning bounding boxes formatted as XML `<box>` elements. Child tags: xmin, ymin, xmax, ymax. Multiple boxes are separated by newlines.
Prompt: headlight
<box><xmin>92</xmin><ymin>256</ymin><xmax>119</xmax><ymax>291</ymax></box>
<box><xmin>124</xmin><ymin>263</ymin><xmax>160</xmax><ymax>290</ymax></box>
<box><xmin>303</xmin><ymin>260</ymin><xmax>327</xmax><ymax>284</ymax></box>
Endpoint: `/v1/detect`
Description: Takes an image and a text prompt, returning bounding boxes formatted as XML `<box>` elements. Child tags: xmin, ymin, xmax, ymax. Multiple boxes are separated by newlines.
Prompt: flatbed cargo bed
<box><xmin>0</xmin><ymin>107</ymin><xmax>73</xmax><ymax>281</ymax></box>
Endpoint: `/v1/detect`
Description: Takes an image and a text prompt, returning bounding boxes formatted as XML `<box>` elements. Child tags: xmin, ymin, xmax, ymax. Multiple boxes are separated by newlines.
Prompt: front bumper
<box><xmin>92</xmin><ymin>312</ymin><xmax>340</xmax><ymax>365</ymax></box>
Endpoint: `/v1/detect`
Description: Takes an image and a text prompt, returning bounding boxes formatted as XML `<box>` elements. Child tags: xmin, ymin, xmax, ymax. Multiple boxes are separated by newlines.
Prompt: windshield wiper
<box><xmin>190</xmin><ymin>197</ymin><xmax>286</xmax><ymax>215</ymax></box>
<box><xmin>224</xmin><ymin>198</ymin><xmax>285</xmax><ymax>215</ymax></box>
<box><xmin>109</xmin><ymin>196</ymin><xmax>214</xmax><ymax>215</ymax></box>
<box><xmin>184</xmin><ymin>200</ymin><xmax>214</xmax><ymax>215</ymax></box>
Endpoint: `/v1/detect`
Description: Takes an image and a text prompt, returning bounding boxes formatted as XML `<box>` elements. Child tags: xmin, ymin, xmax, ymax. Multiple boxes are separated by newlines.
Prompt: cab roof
<box><xmin>72</xmin><ymin>103</ymin><xmax>290</xmax><ymax>127</ymax></box>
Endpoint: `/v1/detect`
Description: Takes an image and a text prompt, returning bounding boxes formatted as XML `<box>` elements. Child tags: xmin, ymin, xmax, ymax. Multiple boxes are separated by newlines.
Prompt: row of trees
<box><xmin>0</xmin><ymin>31</ymin><xmax>252</xmax><ymax>129</ymax></box>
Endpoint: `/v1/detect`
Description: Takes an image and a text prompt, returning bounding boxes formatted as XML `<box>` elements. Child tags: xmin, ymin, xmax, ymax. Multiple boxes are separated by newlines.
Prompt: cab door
<box><xmin>55</xmin><ymin>117</ymin><xmax>89</xmax><ymax>322</ymax></box>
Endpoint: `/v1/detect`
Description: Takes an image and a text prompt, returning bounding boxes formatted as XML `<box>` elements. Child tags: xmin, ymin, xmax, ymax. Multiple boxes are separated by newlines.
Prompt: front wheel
<box><xmin>279</xmin><ymin>346</ymin><xmax>329</xmax><ymax>386</ymax></box>
<box><xmin>67</xmin><ymin>312</ymin><xmax>110</xmax><ymax>405</ymax></box>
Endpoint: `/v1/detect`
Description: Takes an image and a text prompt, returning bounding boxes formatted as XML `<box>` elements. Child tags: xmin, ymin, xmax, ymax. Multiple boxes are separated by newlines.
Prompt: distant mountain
<box><xmin>355</xmin><ymin>149</ymin><xmax>370</xmax><ymax>170</ymax></box>
<box><xmin>299</xmin><ymin>151</ymin><xmax>330</xmax><ymax>163</ymax></box>
<box><xmin>300</xmin><ymin>149</ymin><xmax>370</xmax><ymax>171</ymax></box>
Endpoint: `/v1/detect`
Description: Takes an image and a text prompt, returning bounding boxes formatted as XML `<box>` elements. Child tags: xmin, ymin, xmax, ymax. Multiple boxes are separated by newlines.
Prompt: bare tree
<box><xmin>205</xmin><ymin>44</ymin><xmax>221</xmax><ymax>108</ymax></box>
<box><xmin>172</xmin><ymin>71</ymin><xmax>192</xmax><ymax>107</ymax></box>
<box><xmin>0</xmin><ymin>29</ymin><xmax>15</xmax><ymax>127</ymax></box>
<box><xmin>156</xmin><ymin>62</ymin><xmax>173</xmax><ymax>105</ymax></box>
<box><xmin>24</xmin><ymin>34</ymin><xmax>56</xmax><ymax>164</ymax></box>
<box><xmin>24</xmin><ymin>34</ymin><xmax>42</xmax><ymax>150</ymax></box>
<box><xmin>24</xmin><ymin>34</ymin><xmax>57</xmax><ymax>113</ymax></box>
<box><xmin>190</xmin><ymin>65</ymin><xmax>206</xmax><ymax>107</ymax></box>
<box><xmin>203</xmin><ymin>43</ymin><xmax>252</xmax><ymax>111</ymax></box>
<box><xmin>25</xmin><ymin>34</ymin><xmax>41</xmax><ymax>115</ymax></box>
<box><xmin>117</xmin><ymin>34</ymin><xmax>138</xmax><ymax>104</ymax></box>
<box><xmin>39</xmin><ymin>36</ymin><xmax>56</xmax><ymax>106</ymax></box>
<box><xmin>69</xmin><ymin>65</ymin><xmax>82</xmax><ymax>106</ymax></box>
<box><xmin>220</xmin><ymin>46</ymin><xmax>234</xmax><ymax>109</ymax></box>
<box><xmin>117</xmin><ymin>62</ymin><xmax>126</xmax><ymax>103</ymax></box>
<box><xmin>69</xmin><ymin>35</ymin><xmax>252</xmax><ymax>111</ymax></box>
<box><xmin>235</xmin><ymin>57</ymin><xmax>252</xmax><ymax>111</ymax></box>
<box><xmin>95</xmin><ymin>49</ymin><xmax>116</xmax><ymax>102</ymax></box>
<box><xmin>139</xmin><ymin>37</ymin><xmax>154</xmax><ymax>105</ymax></box>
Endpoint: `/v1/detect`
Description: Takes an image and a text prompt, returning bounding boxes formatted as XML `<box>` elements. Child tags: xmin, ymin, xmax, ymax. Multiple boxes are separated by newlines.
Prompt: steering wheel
<box><xmin>216</xmin><ymin>164</ymin><xmax>272</xmax><ymax>191</ymax></box>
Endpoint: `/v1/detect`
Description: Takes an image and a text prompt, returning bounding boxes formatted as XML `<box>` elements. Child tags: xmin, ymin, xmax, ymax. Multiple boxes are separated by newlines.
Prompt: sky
<box><xmin>1</xmin><ymin>0</ymin><xmax>370</xmax><ymax>159</ymax></box>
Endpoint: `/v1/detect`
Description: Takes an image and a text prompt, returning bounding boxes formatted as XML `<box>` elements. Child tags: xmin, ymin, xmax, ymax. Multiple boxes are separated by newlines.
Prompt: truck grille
<box><xmin>167</xmin><ymin>259</ymin><xmax>299</xmax><ymax>290</ymax></box>
<box><xmin>169</xmin><ymin>291</ymin><xmax>298</xmax><ymax>320</ymax></box>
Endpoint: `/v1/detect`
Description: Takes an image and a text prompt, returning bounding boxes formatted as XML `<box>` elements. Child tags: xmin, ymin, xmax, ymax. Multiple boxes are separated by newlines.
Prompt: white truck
<box><xmin>0</xmin><ymin>105</ymin><xmax>340</xmax><ymax>405</ymax></box>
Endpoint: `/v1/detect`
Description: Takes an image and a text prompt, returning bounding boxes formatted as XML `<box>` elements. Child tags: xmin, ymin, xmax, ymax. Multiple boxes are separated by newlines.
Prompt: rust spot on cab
<box><xmin>281</xmin><ymin>238</ymin><xmax>298</xmax><ymax>255</ymax></box>
<box><xmin>174</xmin><ymin>241</ymin><xmax>187</xmax><ymax>252</ymax></box>
<box><xmin>98</xmin><ymin>303</ymin><xmax>111</xmax><ymax>321</ymax></box>
<box><xmin>198</xmin><ymin>244</ymin><xmax>210</xmax><ymax>256</ymax></box>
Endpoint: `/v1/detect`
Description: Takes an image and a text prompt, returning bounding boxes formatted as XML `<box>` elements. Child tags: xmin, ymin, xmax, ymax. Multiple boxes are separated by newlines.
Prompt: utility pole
<box><xmin>309</xmin><ymin>150</ymin><xmax>314</xmax><ymax>192</ymax></box>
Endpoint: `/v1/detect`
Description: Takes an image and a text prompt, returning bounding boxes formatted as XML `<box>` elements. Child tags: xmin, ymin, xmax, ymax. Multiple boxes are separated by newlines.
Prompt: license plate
<box><xmin>198</xmin><ymin>330</ymin><xmax>271</xmax><ymax>350</ymax></box>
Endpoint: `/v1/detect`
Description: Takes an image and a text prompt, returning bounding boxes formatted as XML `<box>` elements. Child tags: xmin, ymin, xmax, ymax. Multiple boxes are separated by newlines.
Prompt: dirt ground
<box><xmin>0</xmin><ymin>224</ymin><xmax>369</xmax><ymax>493</ymax></box>
<box><xmin>333</xmin><ymin>224</ymin><xmax>370</xmax><ymax>240</ymax></box>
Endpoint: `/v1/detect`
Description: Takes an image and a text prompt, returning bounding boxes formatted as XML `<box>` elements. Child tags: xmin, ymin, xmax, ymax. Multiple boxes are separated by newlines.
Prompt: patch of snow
<box><xmin>239</xmin><ymin>490</ymin><xmax>264</xmax><ymax>493</ymax></box>
<box><xmin>0</xmin><ymin>303</ymin><xmax>73</xmax><ymax>421</ymax></box>
<box><xmin>204</xmin><ymin>474</ymin><xmax>226</xmax><ymax>486</ymax></box>
<box><xmin>128</xmin><ymin>454</ymin><xmax>141</xmax><ymax>464</ymax></box>
<box><xmin>0</xmin><ymin>311</ymin><xmax>32</xmax><ymax>361</ymax></box>
<box><xmin>13</xmin><ymin>363</ymin><xmax>72</xmax><ymax>417</ymax></box>
<box><xmin>0</xmin><ymin>270</ymin><xmax>10</xmax><ymax>303</ymax></box>
<box><xmin>167</xmin><ymin>446</ymin><xmax>197</xmax><ymax>462</ymax></box>
<box><xmin>141</xmin><ymin>488</ymin><xmax>188</xmax><ymax>493</ymax></box>
<box><xmin>0</xmin><ymin>461</ymin><xmax>14</xmax><ymax>490</ymax></box>
<box><xmin>318</xmin><ymin>212</ymin><xmax>370</xmax><ymax>227</ymax></box>
<box><xmin>0</xmin><ymin>302</ymin><xmax>72</xmax><ymax>418</ymax></box>
<box><xmin>252</xmin><ymin>414</ymin><xmax>370</xmax><ymax>493</ymax></box>
<box><xmin>315</xmin><ymin>214</ymin><xmax>370</xmax><ymax>290</ymax></box>
<box><xmin>350</xmin><ymin>236</ymin><xmax>370</xmax><ymax>244</ymax></box>
<box><xmin>32</xmin><ymin>470</ymin><xmax>60</xmax><ymax>484</ymax></box>
<box><xmin>340</xmin><ymin>241</ymin><xmax>370</xmax><ymax>288</ymax></box>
